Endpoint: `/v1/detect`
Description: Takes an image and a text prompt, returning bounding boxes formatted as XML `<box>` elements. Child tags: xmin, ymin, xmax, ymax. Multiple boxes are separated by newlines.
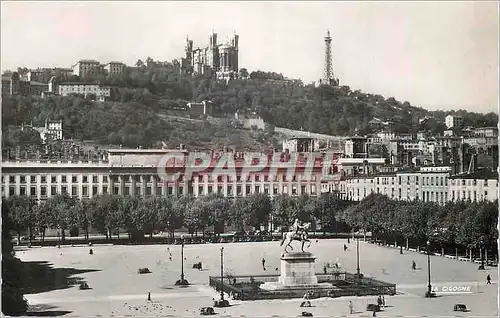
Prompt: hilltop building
<box><xmin>26</xmin><ymin>68</ymin><xmax>73</xmax><ymax>83</ymax></box>
<box><xmin>46</xmin><ymin>77</ymin><xmax>111</xmax><ymax>102</ymax></box>
<box><xmin>72</xmin><ymin>60</ymin><xmax>102</xmax><ymax>78</ymax></box>
<box><xmin>182</xmin><ymin>31</ymin><xmax>239</xmax><ymax>81</ymax></box>
<box><xmin>103</xmin><ymin>62</ymin><xmax>126</xmax><ymax>77</ymax></box>
<box><xmin>2</xmin><ymin>72</ymin><xmax>48</xmax><ymax>97</ymax></box>
<box><xmin>445</xmin><ymin>115</ymin><xmax>464</xmax><ymax>130</ymax></box>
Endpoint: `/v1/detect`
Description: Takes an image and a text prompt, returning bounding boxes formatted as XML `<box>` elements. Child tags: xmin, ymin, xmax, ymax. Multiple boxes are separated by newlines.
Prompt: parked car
<box><xmin>200</xmin><ymin>307</ymin><xmax>214</xmax><ymax>315</ymax></box>
<box><xmin>366</xmin><ymin>304</ymin><xmax>381</xmax><ymax>312</ymax></box>
<box><xmin>453</xmin><ymin>304</ymin><xmax>467</xmax><ymax>312</ymax></box>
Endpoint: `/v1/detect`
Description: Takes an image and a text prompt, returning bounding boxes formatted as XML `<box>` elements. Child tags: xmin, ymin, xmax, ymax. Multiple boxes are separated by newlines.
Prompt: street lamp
<box><xmin>479</xmin><ymin>237</ymin><xmax>485</xmax><ymax>270</ymax></box>
<box><xmin>356</xmin><ymin>234</ymin><xmax>361</xmax><ymax>277</ymax></box>
<box><xmin>425</xmin><ymin>240</ymin><xmax>435</xmax><ymax>298</ymax></box>
<box><xmin>57</xmin><ymin>227</ymin><xmax>61</xmax><ymax>248</ymax></box>
<box><xmin>214</xmin><ymin>246</ymin><xmax>229</xmax><ymax>307</ymax></box>
<box><xmin>175</xmin><ymin>235</ymin><xmax>189</xmax><ymax>286</ymax></box>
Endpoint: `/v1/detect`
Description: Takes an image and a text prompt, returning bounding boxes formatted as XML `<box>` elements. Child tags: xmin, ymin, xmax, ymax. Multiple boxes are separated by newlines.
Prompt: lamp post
<box><xmin>425</xmin><ymin>240</ymin><xmax>434</xmax><ymax>297</ymax></box>
<box><xmin>175</xmin><ymin>235</ymin><xmax>189</xmax><ymax>285</ymax></box>
<box><xmin>479</xmin><ymin>238</ymin><xmax>486</xmax><ymax>270</ymax></box>
<box><xmin>220</xmin><ymin>246</ymin><xmax>225</xmax><ymax>301</ymax></box>
<box><xmin>57</xmin><ymin>227</ymin><xmax>61</xmax><ymax>248</ymax></box>
<box><xmin>215</xmin><ymin>246</ymin><xmax>229</xmax><ymax>307</ymax></box>
<box><xmin>356</xmin><ymin>234</ymin><xmax>360</xmax><ymax>277</ymax></box>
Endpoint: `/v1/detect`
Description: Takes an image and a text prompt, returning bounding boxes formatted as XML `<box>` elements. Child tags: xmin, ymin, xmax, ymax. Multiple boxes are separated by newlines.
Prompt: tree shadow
<box><xmin>26</xmin><ymin>304</ymin><xmax>72</xmax><ymax>316</ymax></box>
<box><xmin>21</xmin><ymin>261</ymin><xmax>100</xmax><ymax>294</ymax></box>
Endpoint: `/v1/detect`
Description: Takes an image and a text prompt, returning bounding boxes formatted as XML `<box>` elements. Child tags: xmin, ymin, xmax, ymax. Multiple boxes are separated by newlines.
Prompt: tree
<box><xmin>156</xmin><ymin>197</ymin><xmax>173</xmax><ymax>236</ymax></box>
<box><xmin>135</xmin><ymin>59</ymin><xmax>145</xmax><ymax>68</ymax></box>
<box><xmin>132</xmin><ymin>197</ymin><xmax>159</xmax><ymax>238</ymax></box>
<box><xmin>203</xmin><ymin>193</ymin><xmax>231</xmax><ymax>238</ymax></box>
<box><xmin>45</xmin><ymin>194</ymin><xmax>76</xmax><ymax>242</ymax></box>
<box><xmin>245</xmin><ymin>193</ymin><xmax>271</xmax><ymax>230</ymax></box>
<box><xmin>1</xmin><ymin>200</ymin><xmax>28</xmax><ymax>316</ymax></box>
<box><xmin>314</xmin><ymin>192</ymin><xmax>344</xmax><ymax>234</ymax></box>
<box><xmin>101</xmin><ymin>195</ymin><xmax>120</xmax><ymax>239</ymax></box>
<box><xmin>5</xmin><ymin>196</ymin><xmax>36</xmax><ymax>244</ymax></box>
<box><xmin>89</xmin><ymin>195</ymin><xmax>107</xmax><ymax>238</ymax></box>
<box><xmin>117</xmin><ymin>196</ymin><xmax>139</xmax><ymax>240</ymax></box>
<box><xmin>184</xmin><ymin>197</ymin><xmax>207</xmax><ymax>237</ymax></box>
<box><xmin>35</xmin><ymin>201</ymin><xmax>50</xmax><ymax>242</ymax></box>
<box><xmin>228</xmin><ymin>198</ymin><xmax>247</xmax><ymax>233</ymax></box>
<box><xmin>295</xmin><ymin>194</ymin><xmax>316</xmax><ymax>224</ymax></box>
<box><xmin>239</xmin><ymin>68</ymin><xmax>249</xmax><ymax>79</ymax></box>
<box><xmin>74</xmin><ymin>199</ymin><xmax>92</xmax><ymax>241</ymax></box>
<box><xmin>168</xmin><ymin>196</ymin><xmax>188</xmax><ymax>237</ymax></box>
<box><xmin>272</xmin><ymin>194</ymin><xmax>297</xmax><ymax>232</ymax></box>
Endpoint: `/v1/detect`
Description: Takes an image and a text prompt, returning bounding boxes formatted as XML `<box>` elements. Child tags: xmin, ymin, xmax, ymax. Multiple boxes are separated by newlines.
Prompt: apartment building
<box><xmin>341</xmin><ymin>166</ymin><xmax>498</xmax><ymax>203</ymax></box>
<box><xmin>103</xmin><ymin>62</ymin><xmax>126</xmax><ymax>77</ymax></box>
<box><xmin>448</xmin><ymin>170</ymin><xmax>499</xmax><ymax>202</ymax></box>
<box><xmin>57</xmin><ymin>83</ymin><xmax>111</xmax><ymax>101</ymax></box>
<box><xmin>33</xmin><ymin>120</ymin><xmax>63</xmax><ymax>143</ymax></box>
<box><xmin>474</xmin><ymin>127</ymin><xmax>498</xmax><ymax>138</ymax></box>
<box><xmin>445</xmin><ymin>115</ymin><xmax>464</xmax><ymax>129</ymax></box>
<box><xmin>72</xmin><ymin>60</ymin><xmax>102</xmax><ymax>78</ymax></box>
<box><xmin>27</xmin><ymin>68</ymin><xmax>73</xmax><ymax>83</ymax></box>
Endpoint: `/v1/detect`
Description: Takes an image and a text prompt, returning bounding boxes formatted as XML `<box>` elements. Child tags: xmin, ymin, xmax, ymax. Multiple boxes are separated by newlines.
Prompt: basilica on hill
<box><xmin>181</xmin><ymin>31</ymin><xmax>239</xmax><ymax>81</ymax></box>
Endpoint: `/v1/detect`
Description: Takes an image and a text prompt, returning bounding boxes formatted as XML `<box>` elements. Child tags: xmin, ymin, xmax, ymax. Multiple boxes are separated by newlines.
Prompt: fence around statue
<box><xmin>209</xmin><ymin>273</ymin><xmax>396</xmax><ymax>301</ymax></box>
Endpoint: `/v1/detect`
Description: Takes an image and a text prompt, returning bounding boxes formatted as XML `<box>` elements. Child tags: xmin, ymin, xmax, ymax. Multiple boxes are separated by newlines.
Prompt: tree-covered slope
<box><xmin>2</xmin><ymin>59</ymin><xmax>497</xmax><ymax>149</ymax></box>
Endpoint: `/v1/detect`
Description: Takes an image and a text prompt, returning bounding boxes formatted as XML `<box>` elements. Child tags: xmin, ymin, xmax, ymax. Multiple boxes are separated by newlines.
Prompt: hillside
<box><xmin>1</xmin><ymin>95</ymin><xmax>280</xmax><ymax>151</ymax></box>
<box><xmin>2</xmin><ymin>59</ymin><xmax>498</xmax><ymax>150</ymax></box>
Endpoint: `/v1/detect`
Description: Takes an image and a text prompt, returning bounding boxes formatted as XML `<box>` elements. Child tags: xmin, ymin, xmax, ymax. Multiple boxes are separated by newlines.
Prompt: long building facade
<box><xmin>1</xmin><ymin>149</ymin><xmax>342</xmax><ymax>202</ymax></box>
<box><xmin>2</xmin><ymin>149</ymin><xmax>497</xmax><ymax>206</ymax></box>
<box><xmin>341</xmin><ymin>166</ymin><xmax>499</xmax><ymax>203</ymax></box>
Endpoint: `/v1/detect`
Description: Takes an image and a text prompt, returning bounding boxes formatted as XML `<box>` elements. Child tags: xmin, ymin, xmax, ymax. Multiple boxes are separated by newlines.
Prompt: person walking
<box><xmin>348</xmin><ymin>301</ymin><xmax>353</xmax><ymax>314</ymax></box>
<box><xmin>486</xmin><ymin>274</ymin><xmax>491</xmax><ymax>284</ymax></box>
<box><xmin>262</xmin><ymin>257</ymin><xmax>266</xmax><ymax>270</ymax></box>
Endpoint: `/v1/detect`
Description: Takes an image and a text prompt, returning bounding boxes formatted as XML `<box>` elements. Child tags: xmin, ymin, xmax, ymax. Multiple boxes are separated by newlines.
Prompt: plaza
<box><xmin>18</xmin><ymin>239</ymin><xmax>498</xmax><ymax>317</ymax></box>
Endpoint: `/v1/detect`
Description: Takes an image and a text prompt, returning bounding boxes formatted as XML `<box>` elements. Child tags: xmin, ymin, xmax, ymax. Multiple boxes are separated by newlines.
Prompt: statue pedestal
<box><xmin>261</xmin><ymin>252</ymin><xmax>329</xmax><ymax>291</ymax></box>
<box><xmin>279</xmin><ymin>252</ymin><xmax>318</xmax><ymax>286</ymax></box>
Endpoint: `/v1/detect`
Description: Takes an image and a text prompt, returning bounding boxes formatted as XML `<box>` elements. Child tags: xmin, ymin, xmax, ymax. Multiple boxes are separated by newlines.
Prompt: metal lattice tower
<box><xmin>323</xmin><ymin>30</ymin><xmax>338</xmax><ymax>86</ymax></box>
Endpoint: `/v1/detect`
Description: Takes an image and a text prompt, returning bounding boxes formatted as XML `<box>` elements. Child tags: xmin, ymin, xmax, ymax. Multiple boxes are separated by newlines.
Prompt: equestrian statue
<box><xmin>280</xmin><ymin>218</ymin><xmax>312</xmax><ymax>253</ymax></box>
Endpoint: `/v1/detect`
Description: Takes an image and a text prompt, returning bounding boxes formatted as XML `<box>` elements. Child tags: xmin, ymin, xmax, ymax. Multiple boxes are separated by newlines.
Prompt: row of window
<box><xmin>4</xmin><ymin>175</ymin><xmax>109</xmax><ymax>184</ymax></box>
<box><xmin>348</xmin><ymin>187</ymin><xmax>491</xmax><ymax>202</ymax></box>
<box><xmin>5</xmin><ymin>185</ymin><xmax>106</xmax><ymax>197</ymax></box>
<box><xmin>449</xmin><ymin>179</ymin><xmax>495</xmax><ymax>186</ymax></box>
<box><xmin>2</xmin><ymin>173</ymin><xmax>321</xmax><ymax>185</ymax></box>
<box><xmin>451</xmin><ymin>190</ymin><xmax>488</xmax><ymax>201</ymax></box>
<box><xmin>3</xmin><ymin>183</ymin><xmax>319</xmax><ymax>199</ymax></box>
<box><xmin>349</xmin><ymin>176</ymin><xmax>495</xmax><ymax>187</ymax></box>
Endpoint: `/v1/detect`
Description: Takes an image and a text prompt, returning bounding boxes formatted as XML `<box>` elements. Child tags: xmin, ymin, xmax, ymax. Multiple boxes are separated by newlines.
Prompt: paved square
<box><xmin>17</xmin><ymin>239</ymin><xmax>498</xmax><ymax>317</ymax></box>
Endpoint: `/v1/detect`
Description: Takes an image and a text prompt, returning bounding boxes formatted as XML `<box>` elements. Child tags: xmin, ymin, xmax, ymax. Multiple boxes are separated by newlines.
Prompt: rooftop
<box><xmin>108</xmin><ymin>149</ymin><xmax>188</xmax><ymax>154</ymax></box>
<box><xmin>30</xmin><ymin>81</ymin><xmax>48</xmax><ymax>86</ymax></box>
<box><xmin>449</xmin><ymin>169</ymin><xmax>499</xmax><ymax>180</ymax></box>
<box><xmin>59</xmin><ymin>82</ymin><xmax>100</xmax><ymax>86</ymax></box>
<box><xmin>77</xmin><ymin>59</ymin><xmax>100</xmax><ymax>64</ymax></box>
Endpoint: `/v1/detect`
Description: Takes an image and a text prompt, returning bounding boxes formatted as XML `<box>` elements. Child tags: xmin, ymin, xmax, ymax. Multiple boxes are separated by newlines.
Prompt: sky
<box><xmin>1</xmin><ymin>1</ymin><xmax>498</xmax><ymax>113</ymax></box>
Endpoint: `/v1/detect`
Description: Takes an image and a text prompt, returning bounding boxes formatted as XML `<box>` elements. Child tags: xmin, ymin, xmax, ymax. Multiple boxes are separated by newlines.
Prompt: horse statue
<box><xmin>280</xmin><ymin>220</ymin><xmax>312</xmax><ymax>253</ymax></box>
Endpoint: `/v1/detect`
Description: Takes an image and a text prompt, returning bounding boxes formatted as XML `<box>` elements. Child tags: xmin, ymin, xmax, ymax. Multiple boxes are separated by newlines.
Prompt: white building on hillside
<box><xmin>57</xmin><ymin>83</ymin><xmax>111</xmax><ymax>101</ymax></box>
<box><xmin>445</xmin><ymin>115</ymin><xmax>463</xmax><ymax>129</ymax></box>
